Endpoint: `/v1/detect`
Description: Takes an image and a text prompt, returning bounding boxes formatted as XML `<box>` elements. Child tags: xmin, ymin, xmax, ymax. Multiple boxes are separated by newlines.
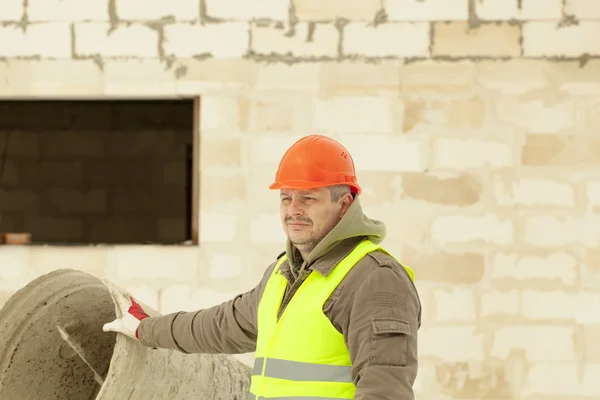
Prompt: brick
<box><xmin>110</xmin><ymin>189</ymin><xmax>157</xmax><ymax>214</ymax></box>
<box><xmin>522</xmin><ymin>290</ymin><xmax>600</xmax><ymax>324</ymax></box>
<box><xmin>336</xmin><ymin>133</ymin><xmax>428</xmax><ymax>172</ymax></box>
<box><xmin>164</xmin><ymin>22</ymin><xmax>249</xmax><ymax>58</ymax></box>
<box><xmin>23</xmin><ymin>215</ymin><xmax>84</xmax><ymax>242</ymax></box>
<box><xmin>313</xmin><ymin>97</ymin><xmax>394</xmax><ymax>134</ymax></box>
<box><xmin>200</xmin><ymin>175</ymin><xmax>246</xmax><ymax>211</ymax></box>
<box><xmin>590</xmin><ymin>98</ymin><xmax>600</xmax><ymax>129</ymax></box>
<box><xmin>162</xmin><ymin>161</ymin><xmax>187</xmax><ymax>186</ymax></box>
<box><xmin>44</xmin><ymin>189</ymin><xmax>106</xmax><ymax>214</ymax></box>
<box><xmin>402</xmin><ymin>59</ymin><xmax>476</xmax><ymax>94</ymax></box>
<box><xmin>200</xmin><ymin>137</ymin><xmax>242</xmax><ymax>170</ymax></box>
<box><xmin>174</xmin><ymin>58</ymin><xmax>258</xmax><ymax>92</ymax></box>
<box><xmin>524</xmin><ymin>215</ymin><xmax>600</xmax><ymax>247</ymax></box>
<box><xmin>582</xmin><ymin>250</ymin><xmax>600</xmax><ymax>291</ymax></box>
<box><xmin>433</xmin><ymin>138</ymin><xmax>514</xmax><ymax>170</ymax></box>
<box><xmin>0</xmin><ymin>130</ymin><xmax>42</xmax><ymax>157</ymax></box>
<box><xmin>246</xmin><ymin>97</ymin><xmax>297</xmax><ymax>132</ymax></box>
<box><xmin>432</xmin><ymin>288</ymin><xmax>475</xmax><ymax>322</ymax></box>
<box><xmin>116</xmin><ymin>0</ymin><xmax>198</xmax><ymax>20</ymax></box>
<box><xmin>251</xmin><ymin>22</ymin><xmax>337</xmax><ymax>58</ymax></box>
<box><xmin>587</xmin><ymin>180</ymin><xmax>600</xmax><ymax>210</ymax></box>
<box><xmin>402</xmin><ymin>96</ymin><xmax>486</xmax><ymax>133</ymax></box>
<box><xmin>432</xmin><ymin>22</ymin><xmax>521</xmax><ymax>57</ymax></box>
<box><xmin>28</xmin><ymin>0</ymin><xmax>109</xmax><ymax>21</ymax></box>
<box><xmin>367</xmin><ymin>202</ymin><xmax>433</xmax><ymax>248</ymax></box>
<box><xmin>493</xmin><ymin>177</ymin><xmax>575</xmax><ymax>208</ymax></box>
<box><xmin>294</xmin><ymin>0</ymin><xmax>380</xmax><ymax>21</ymax></box>
<box><xmin>419</xmin><ymin>327</ymin><xmax>484</xmax><ymax>361</ymax></box>
<box><xmin>0</xmin><ymin>161</ymin><xmax>18</xmax><ymax>186</ymax></box>
<box><xmin>475</xmin><ymin>0</ymin><xmax>562</xmax><ymax>20</ymax></box>
<box><xmin>522</xmin><ymin>135</ymin><xmax>600</xmax><ymax>167</ymax></box>
<box><xmin>103</xmin><ymin>59</ymin><xmax>177</xmax><ymax>96</ymax></box>
<box><xmin>253</xmin><ymin>63</ymin><xmax>320</xmax><ymax>93</ymax></box>
<box><xmin>107</xmin><ymin>130</ymin><xmax>174</xmax><ymax>158</ymax></box>
<box><xmin>480</xmin><ymin>289</ymin><xmax>519</xmax><ymax>317</ymax></box>
<box><xmin>1</xmin><ymin>60</ymin><xmax>103</xmax><ymax>96</ymax></box>
<box><xmin>28</xmin><ymin>247</ymin><xmax>108</xmax><ymax>277</ymax></box>
<box><xmin>160</xmin><ymin>284</ymin><xmax>240</xmax><ymax>314</ymax></box>
<box><xmin>83</xmin><ymin>161</ymin><xmax>148</xmax><ymax>186</ymax></box>
<box><xmin>385</xmin><ymin>0</ymin><xmax>468</xmax><ymax>21</ymax></box>
<box><xmin>400</xmin><ymin>172</ymin><xmax>483</xmax><ymax>206</ymax></box>
<box><xmin>491</xmin><ymin>326</ymin><xmax>574</xmax><ymax>361</ymax></box>
<box><xmin>248</xmin><ymin>134</ymin><xmax>305</xmax><ymax>165</ymax></box>
<box><xmin>43</xmin><ymin>131</ymin><xmax>105</xmax><ymax>158</ymax></box>
<box><xmin>575</xmin><ymin>325</ymin><xmax>600</xmax><ymax>363</ymax></box>
<box><xmin>553</xmin><ymin>60</ymin><xmax>600</xmax><ymax>96</ymax></box>
<box><xmin>87</xmin><ymin>216</ymin><xmax>158</xmax><ymax>243</ymax></box>
<box><xmin>250</xmin><ymin>213</ymin><xmax>287</xmax><ymax>244</ymax></box>
<box><xmin>0</xmin><ymin>248</ymin><xmax>35</xmax><ymax>292</ymax></box>
<box><xmin>400</xmin><ymin>248</ymin><xmax>485</xmax><ymax>284</ymax></box>
<box><xmin>353</xmin><ymin>171</ymin><xmax>401</xmax><ymax>206</ymax></box>
<box><xmin>208</xmin><ymin>253</ymin><xmax>243</xmax><ymax>279</ymax></box>
<box><xmin>0</xmin><ymin>189</ymin><xmax>40</xmax><ymax>212</ymax></box>
<box><xmin>491</xmin><ymin>252</ymin><xmax>578</xmax><ymax>286</ymax></box>
<box><xmin>0</xmin><ymin>0</ymin><xmax>23</xmax><ymax>20</ymax></box>
<box><xmin>565</xmin><ymin>0</ymin><xmax>600</xmax><ymax>19</ymax></box>
<box><xmin>74</xmin><ymin>23</ymin><xmax>159</xmax><ymax>58</ymax></box>
<box><xmin>319</xmin><ymin>60</ymin><xmax>402</xmax><ymax>98</ymax></box>
<box><xmin>199</xmin><ymin>211</ymin><xmax>237</xmax><ymax>242</ymax></box>
<box><xmin>0</xmin><ymin>23</ymin><xmax>71</xmax><ymax>58</ymax></box>
<box><xmin>495</xmin><ymin>97</ymin><xmax>576</xmax><ymax>133</ymax></box>
<box><xmin>107</xmin><ymin>247</ymin><xmax>198</xmax><ymax>284</ymax></box>
<box><xmin>205</xmin><ymin>0</ymin><xmax>289</xmax><ymax>20</ymax></box>
<box><xmin>475</xmin><ymin>60</ymin><xmax>553</xmax><ymax>95</ymax></box>
<box><xmin>526</xmin><ymin>363</ymin><xmax>600</xmax><ymax>397</ymax></box>
<box><xmin>157</xmin><ymin>218</ymin><xmax>187</xmax><ymax>242</ymax></box>
<box><xmin>343</xmin><ymin>23</ymin><xmax>429</xmax><ymax>57</ymax></box>
<box><xmin>20</xmin><ymin>161</ymin><xmax>83</xmax><ymax>187</ymax></box>
<box><xmin>200</xmin><ymin>96</ymin><xmax>245</xmax><ymax>133</ymax></box>
<box><xmin>523</xmin><ymin>22</ymin><xmax>600</xmax><ymax>57</ymax></box>
<box><xmin>430</xmin><ymin>214</ymin><xmax>514</xmax><ymax>245</ymax></box>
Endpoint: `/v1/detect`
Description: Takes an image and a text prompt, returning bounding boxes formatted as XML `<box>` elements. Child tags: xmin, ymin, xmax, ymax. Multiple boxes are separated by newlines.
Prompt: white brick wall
<box><xmin>0</xmin><ymin>0</ymin><xmax>599</xmax><ymax>397</ymax></box>
<box><xmin>164</xmin><ymin>23</ymin><xmax>249</xmax><ymax>57</ymax></box>
<box><xmin>74</xmin><ymin>23</ymin><xmax>159</xmax><ymax>57</ymax></box>
<box><xmin>0</xmin><ymin>23</ymin><xmax>71</xmax><ymax>58</ymax></box>
<box><xmin>1</xmin><ymin>0</ymin><xmax>25</xmax><ymax>20</ymax></box>
<box><xmin>523</xmin><ymin>22</ymin><xmax>600</xmax><ymax>57</ymax></box>
<box><xmin>251</xmin><ymin>22</ymin><xmax>338</xmax><ymax>58</ymax></box>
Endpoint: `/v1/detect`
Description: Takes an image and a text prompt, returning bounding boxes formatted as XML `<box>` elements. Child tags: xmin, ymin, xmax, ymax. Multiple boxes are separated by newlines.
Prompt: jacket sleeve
<box><xmin>136</xmin><ymin>262</ymin><xmax>276</xmax><ymax>355</ymax></box>
<box><xmin>346</xmin><ymin>261</ymin><xmax>421</xmax><ymax>400</ymax></box>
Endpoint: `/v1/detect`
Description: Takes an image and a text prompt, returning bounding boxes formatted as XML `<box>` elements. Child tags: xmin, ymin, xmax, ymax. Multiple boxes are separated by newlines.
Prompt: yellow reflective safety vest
<box><xmin>248</xmin><ymin>239</ymin><xmax>415</xmax><ymax>400</ymax></box>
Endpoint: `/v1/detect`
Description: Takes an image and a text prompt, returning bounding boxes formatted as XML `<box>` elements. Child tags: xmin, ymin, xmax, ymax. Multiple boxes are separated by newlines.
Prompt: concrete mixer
<box><xmin>0</xmin><ymin>269</ymin><xmax>252</xmax><ymax>399</ymax></box>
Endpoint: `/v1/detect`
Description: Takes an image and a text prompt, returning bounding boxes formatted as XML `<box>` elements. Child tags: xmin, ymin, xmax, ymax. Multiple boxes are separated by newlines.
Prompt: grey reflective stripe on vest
<box><xmin>248</xmin><ymin>394</ymin><xmax>346</xmax><ymax>400</ymax></box>
<box><xmin>251</xmin><ymin>357</ymin><xmax>352</xmax><ymax>383</ymax></box>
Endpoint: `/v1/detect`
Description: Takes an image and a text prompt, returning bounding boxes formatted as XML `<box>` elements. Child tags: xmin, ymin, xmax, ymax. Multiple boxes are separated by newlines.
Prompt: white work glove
<box><xmin>102</xmin><ymin>295</ymin><xmax>150</xmax><ymax>340</ymax></box>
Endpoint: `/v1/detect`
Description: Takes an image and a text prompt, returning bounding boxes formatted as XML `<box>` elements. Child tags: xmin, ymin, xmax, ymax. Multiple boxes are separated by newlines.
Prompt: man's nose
<box><xmin>287</xmin><ymin>198</ymin><xmax>304</xmax><ymax>216</ymax></box>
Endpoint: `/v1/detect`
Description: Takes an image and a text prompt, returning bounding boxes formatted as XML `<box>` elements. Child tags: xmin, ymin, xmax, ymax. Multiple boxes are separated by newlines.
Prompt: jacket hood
<box><xmin>285</xmin><ymin>196</ymin><xmax>386</xmax><ymax>267</ymax></box>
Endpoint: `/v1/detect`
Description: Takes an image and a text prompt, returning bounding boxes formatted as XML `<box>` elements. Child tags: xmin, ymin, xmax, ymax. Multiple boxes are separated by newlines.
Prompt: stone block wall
<box><xmin>0</xmin><ymin>0</ymin><xmax>599</xmax><ymax>398</ymax></box>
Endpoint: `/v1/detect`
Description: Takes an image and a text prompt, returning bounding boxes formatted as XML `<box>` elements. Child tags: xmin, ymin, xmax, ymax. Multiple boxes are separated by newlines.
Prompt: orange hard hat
<box><xmin>269</xmin><ymin>135</ymin><xmax>361</xmax><ymax>195</ymax></box>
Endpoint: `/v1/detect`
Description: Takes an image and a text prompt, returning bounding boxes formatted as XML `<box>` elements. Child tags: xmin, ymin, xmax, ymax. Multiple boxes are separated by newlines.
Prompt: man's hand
<box><xmin>103</xmin><ymin>296</ymin><xmax>150</xmax><ymax>340</ymax></box>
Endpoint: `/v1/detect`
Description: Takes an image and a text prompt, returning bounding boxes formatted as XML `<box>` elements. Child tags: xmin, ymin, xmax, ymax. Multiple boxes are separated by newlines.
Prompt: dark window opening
<box><xmin>0</xmin><ymin>99</ymin><xmax>196</xmax><ymax>245</ymax></box>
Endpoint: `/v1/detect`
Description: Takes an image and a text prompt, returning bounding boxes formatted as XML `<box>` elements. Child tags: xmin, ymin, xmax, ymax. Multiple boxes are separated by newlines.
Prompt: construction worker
<box><xmin>103</xmin><ymin>134</ymin><xmax>421</xmax><ymax>399</ymax></box>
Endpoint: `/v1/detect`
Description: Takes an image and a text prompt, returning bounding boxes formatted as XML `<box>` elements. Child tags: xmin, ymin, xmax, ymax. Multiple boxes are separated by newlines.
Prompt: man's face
<box><xmin>279</xmin><ymin>187</ymin><xmax>352</xmax><ymax>255</ymax></box>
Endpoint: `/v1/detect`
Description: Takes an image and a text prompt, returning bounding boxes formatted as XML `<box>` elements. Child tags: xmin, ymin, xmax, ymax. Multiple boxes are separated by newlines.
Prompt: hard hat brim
<box><xmin>269</xmin><ymin>180</ymin><xmax>361</xmax><ymax>195</ymax></box>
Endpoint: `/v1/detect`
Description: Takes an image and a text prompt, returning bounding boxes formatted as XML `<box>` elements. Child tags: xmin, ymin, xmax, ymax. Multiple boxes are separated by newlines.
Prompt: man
<box><xmin>103</xmin><ymin>134</ymin><xmax>422</xmax><ymax>399</ymax></box>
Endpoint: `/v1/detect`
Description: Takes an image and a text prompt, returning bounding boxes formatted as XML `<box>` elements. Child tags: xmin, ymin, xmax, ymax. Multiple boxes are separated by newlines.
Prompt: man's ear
<box><xmin>339</xmin><ymin>193</ymin><xmax>353</xmax><ymax>218</ymax></box>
